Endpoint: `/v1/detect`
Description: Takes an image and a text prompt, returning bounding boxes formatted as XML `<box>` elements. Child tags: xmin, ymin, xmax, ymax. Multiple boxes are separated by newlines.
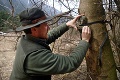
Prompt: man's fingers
<box><xmin>82</xmin><ymin>26</ymin><xmax>91</xmax><ymax>42</ymax></box>
<box><xmin>82</xmin><ymin>26</ymin><xmax>91</xmax><ymax>34</ymax></box>
<box><xmin>74</xmin><ymin>14</ymin><xmax>84</xmax><ymax>21</ymax></box>
<box><xmin>82</xmin><ymin>26</ymin><xmax>85</xmax><ymax>33</ymax></box>
<box><xmin>85</xmin><ymin>26</ymin><xmax>88</xmax><ymax>33</ymax></box>
<box><xmin>82</xmin><ymin>26</ymin><xmax>88</xmax><ymax>33</ymax></box>
<box><xmin>88</xmin><ymin>27</ymin><xmax>91</xmax><ymax>34</ymax></box>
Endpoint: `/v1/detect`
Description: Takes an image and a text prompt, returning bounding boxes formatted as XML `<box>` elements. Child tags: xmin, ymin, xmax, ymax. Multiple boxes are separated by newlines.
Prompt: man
<box><xmin>10</xmin><ymin>7</ymin><xmax>91</xmax><ymax>80</ymax></box>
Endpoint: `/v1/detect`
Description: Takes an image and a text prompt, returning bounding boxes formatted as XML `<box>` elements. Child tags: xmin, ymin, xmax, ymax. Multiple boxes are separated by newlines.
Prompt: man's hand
<box><xmin>82</xmin><ymin>26</ymin><xmax>91</xmax><ymax>42</ymax></box>
<box><xmin>66</xmin><ymin>15</ymin><xmax>91</xmax><ymax>42</ymax></box>
<box><xmin>66</xmin><ymin>15</ymin><xmax>84</xmax><ymax>30</ymax></box>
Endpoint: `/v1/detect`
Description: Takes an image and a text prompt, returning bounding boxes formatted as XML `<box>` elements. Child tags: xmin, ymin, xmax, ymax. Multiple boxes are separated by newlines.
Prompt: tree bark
<box><xmin>79</xmin><ymin>0</ymin><xmax>117</xmax><ymax>80</ymax></box>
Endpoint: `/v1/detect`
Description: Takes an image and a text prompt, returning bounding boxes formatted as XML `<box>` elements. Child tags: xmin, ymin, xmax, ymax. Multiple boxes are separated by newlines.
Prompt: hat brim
<box><xmin>16</xmin><ymin>17</ymin><xmax>53</xmax><ymax>31</ymax></box>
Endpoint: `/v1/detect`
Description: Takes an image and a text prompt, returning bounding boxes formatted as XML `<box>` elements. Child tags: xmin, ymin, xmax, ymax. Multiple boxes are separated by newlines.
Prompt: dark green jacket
<box><xmin>10</xmin><ymin>23</ymin><xmax>89</xmax><ymax>80</ymax></box>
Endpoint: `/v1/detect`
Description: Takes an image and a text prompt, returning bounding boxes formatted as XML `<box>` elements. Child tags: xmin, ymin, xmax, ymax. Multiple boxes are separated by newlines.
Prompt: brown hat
<box><xmin>16</xmin><ymin>7</ymin><xmax>52</xmax><ymax>31</ymax></box>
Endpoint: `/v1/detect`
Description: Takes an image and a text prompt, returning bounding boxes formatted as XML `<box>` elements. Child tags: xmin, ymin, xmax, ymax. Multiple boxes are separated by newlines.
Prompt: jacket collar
<box><xmin>25</xmin><ymin>34</ymin><xmax>47</xmax><ymax>44</ymax></box>
<box><xmin>24</xmin><ymin>34</ymin><xmax>51</xmax><ymax>50</ymax></box>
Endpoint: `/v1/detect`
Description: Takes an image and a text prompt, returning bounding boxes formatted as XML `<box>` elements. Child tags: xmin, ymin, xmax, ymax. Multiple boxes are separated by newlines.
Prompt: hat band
<box><xmin>32</xmin><ymin>16</ymin><xmax>46</xmax><ymax>24</ymax></box>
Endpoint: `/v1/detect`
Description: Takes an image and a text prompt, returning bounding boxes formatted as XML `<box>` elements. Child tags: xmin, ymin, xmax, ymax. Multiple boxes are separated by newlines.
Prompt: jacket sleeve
<box><xmin>46</xmin><ymin>23</ymin><xmax>69</xmax><ymax>44</ymax></box>
<box><xmin>25</xmin><ymin>40</ymin><xmax>89</xmax><ymax>75</ymax></box>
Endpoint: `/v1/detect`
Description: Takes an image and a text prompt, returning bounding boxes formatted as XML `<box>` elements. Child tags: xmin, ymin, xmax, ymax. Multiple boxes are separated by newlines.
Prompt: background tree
<box><xmin>0</xmin><ymin>11</ymin><xmax>20</xmax><ymax>32</ymax></box>
<box><xmin>114</xmin><ymin>0</ymin><xmax>120</xmax><ymax>12</ymax></box>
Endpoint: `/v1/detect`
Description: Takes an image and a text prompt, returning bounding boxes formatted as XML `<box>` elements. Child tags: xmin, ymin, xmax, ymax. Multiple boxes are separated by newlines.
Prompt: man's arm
<box><xmin>25</xmin><ymin>40</ymin><xmax>89</xmax><ymax>75</ymax></box>
<box><xmin>46</xmin><ymin>23</ymin><xmax>69</xmax><ymax>44</ymax></box>
<box><xmin>47</xmin><ymin>15</ymin><xmax>84</xmax><ymax>44</ymax></box>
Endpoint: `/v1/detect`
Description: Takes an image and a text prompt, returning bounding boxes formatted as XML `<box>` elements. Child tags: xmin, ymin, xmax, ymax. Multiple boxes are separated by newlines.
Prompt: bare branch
<box><xmin>8</xmin><ymin>0</ymin><xmax>14</xmax><ymax>16</ymax></box>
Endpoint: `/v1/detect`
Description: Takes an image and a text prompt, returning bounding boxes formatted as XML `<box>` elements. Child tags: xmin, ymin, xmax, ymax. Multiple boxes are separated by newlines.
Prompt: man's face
<box><xmin>31</xmin><ymin>22</ymin><xmax>50</xmax><ymax>39</ymax></box>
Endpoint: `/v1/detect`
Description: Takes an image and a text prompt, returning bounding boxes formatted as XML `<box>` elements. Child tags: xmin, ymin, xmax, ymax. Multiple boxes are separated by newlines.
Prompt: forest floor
<box><xmin>0</xmin><ymin>33</ymin><xmax>120</xmax><ymax>80</ymax></box>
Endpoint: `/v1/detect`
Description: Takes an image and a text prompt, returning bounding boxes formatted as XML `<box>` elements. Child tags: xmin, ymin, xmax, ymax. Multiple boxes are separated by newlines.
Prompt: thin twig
<box><xmin>8</xmin><ymin>0</ymin><xmax>14</xmax><ymax>16</ymax></box>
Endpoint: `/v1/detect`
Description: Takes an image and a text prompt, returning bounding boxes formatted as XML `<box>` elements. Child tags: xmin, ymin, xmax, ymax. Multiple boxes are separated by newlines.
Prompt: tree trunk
<box><xmin>79</xmin><ymin>0</ymin><xmax>117</xmax><ymax>80</ymax></box>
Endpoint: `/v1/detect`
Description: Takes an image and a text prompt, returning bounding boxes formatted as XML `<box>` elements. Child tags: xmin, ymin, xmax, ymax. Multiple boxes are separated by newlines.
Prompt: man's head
<box><xmin>18</xmin><ymin>7</ymin><xmax>52</xmax><ymax>39</ymax></box>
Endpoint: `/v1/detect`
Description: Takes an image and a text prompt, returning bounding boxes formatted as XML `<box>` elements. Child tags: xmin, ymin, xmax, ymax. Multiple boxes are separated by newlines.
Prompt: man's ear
<box><xmin>31</xmin><ymin>27</ymin><xmax>37</xmax><ymax>37</ymax></box>
<box><xmin>31</xmin><ymin>27</ymin><xmax>36</xmax><ymax>32</ymax></box>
